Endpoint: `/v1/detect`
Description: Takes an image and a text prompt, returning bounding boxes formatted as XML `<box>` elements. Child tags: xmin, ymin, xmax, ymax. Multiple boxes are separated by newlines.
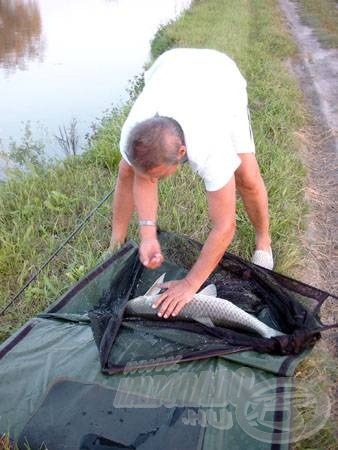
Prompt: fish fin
<box><xmin>144</xmin><ymin>273</ymin><xmax>166</xmax><ymax>296</ymax></box>
<box><xmin>192</xmin><ymin>316</ymin><xmax>215</xmax><ymax>328</ymax></box>
<box><xmin>198</xmin><ymin>284</ymin><xmax>217</xmax><ymax>296</ymax></box>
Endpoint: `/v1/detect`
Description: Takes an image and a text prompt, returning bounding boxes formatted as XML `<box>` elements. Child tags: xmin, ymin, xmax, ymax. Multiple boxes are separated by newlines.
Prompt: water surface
<box><xmin>0</xmin><ymin>0</ymin><xmax>191</xmax><ymax>156</ymax></box>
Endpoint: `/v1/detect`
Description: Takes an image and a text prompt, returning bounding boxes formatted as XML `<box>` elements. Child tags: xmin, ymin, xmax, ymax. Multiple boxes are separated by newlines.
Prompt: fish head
<box><xmin>128</xmin><ymin>294</ymin><xmax>159</xmax><ymax>307</ymax></box>
<box><xmin>126</xmin><ymin>273</ymin><xmax>166</xmax><ymax>311</ymax></box>
<box><xmin>143</xmin><ymin>273</ymin><xmax>166</xmax><ymax>296</ymax></box>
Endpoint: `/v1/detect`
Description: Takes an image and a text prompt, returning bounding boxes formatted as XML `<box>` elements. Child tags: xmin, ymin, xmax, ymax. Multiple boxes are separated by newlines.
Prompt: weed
<box><xmin>54</xmin><ymin>118</ymin><xmax>79</xmax><ymax>156</ymax></box>
<box><xmin>150</xmin><ymin>21</ymin><xmax>179</xmax><ymax>60</ymax></box>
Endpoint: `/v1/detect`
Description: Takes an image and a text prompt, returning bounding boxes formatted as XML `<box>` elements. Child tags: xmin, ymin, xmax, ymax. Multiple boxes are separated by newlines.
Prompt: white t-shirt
<box><xmin>120</xmin><ymin>48</ymin><xmax>255</xmax><ymax>191</ymax></box>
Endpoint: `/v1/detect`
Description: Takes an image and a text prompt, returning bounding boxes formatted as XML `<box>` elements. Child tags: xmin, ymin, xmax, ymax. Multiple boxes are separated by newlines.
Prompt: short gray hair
<box><xmin>125</xmin><ymin>116</ymin><xmax>185</xmax><ymax>171</ymax></box>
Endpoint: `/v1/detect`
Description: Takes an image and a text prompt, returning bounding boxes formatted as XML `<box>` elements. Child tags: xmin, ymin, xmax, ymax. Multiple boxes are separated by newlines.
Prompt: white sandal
<box><xmin>251</xmin><ymin>249</ymin><xmax>274</xmax><ymax>270</ymax></box>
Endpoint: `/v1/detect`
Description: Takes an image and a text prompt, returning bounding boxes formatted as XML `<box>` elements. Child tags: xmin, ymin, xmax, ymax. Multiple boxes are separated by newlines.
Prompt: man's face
<box><xmin>136</xmin><ymin>164</ymin><xmax>179</xmax><ymax>183</ymax></box>
<box><xmin>134</xmin><ymin>144</ymin><xmax>187</xmax><ymax>183</ymax></box>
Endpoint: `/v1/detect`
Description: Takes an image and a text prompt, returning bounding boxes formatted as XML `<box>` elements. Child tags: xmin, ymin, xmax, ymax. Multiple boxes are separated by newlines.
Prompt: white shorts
<box><xmin>230</xmin><ymin>97</ymin><xmax>256</xmax><ymax>155</ymax></box>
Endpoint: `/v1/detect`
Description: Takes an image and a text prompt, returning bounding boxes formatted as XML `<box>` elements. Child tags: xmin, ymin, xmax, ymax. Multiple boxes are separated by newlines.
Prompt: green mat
<box><xmin>0</xmin><ymin>232</ymin><xmax>335</xmax><ymax>449</ymax></box>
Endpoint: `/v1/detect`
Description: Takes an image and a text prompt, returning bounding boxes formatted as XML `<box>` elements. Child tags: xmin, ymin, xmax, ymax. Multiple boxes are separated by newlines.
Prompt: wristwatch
<box><xmin>139</xmin><ymin>220</ymin><xmax>156</xmax><ymax>227</ymax></box>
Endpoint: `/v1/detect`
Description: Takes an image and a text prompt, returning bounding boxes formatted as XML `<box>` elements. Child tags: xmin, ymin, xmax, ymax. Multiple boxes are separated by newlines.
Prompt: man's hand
<box><xmin>139</xmin><ymin>238</ymin><xmax>164</xmax><ymax>269</ymax></box>
<box><xmin>153</xmin><ymin>278</ymin><xmax>196</xmax><ymax>318</ymax></box>
<box><xmin>151</xmin><ymin>179</ymin><xmax>236</xmax><ymax>318</ymax></box>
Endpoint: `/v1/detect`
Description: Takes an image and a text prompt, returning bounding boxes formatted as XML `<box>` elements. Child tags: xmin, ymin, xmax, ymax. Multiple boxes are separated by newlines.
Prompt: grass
<box><xmin>293</xmin><ymin>340</ymin><xmax>338</xmax><ymax>450</ymax></box>
<box><xmin>54</xmin><ymin>118</ymin><xmax>80</xmax><ymax>156</ymax></box>
<box><xmin>296</xmin><ymin>0</ymin><xmax>338</xmax><ymax>48</ymax></box>
<box><xmin>0</xmin><ymin>0</ymin><xmax>336</xmax><ymax>447</ymax></box>
<box><xmin>0</xmin><ymin>108</ymin><xmax>128</xmax><ymax>341</ymax></box>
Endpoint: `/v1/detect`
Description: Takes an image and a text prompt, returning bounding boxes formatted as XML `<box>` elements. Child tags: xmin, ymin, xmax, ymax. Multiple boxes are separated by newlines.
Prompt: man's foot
<box><xmin>251</xmin><ymin>248</ymin><xmax>274</xmax><ymax>270</ymax></box>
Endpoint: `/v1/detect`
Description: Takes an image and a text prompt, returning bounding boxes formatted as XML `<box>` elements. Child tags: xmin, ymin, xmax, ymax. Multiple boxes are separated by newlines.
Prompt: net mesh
<box><xmin>89</xmin><ymin>232</ymin><xmax>334</xmax><ymax>374</ymax></box>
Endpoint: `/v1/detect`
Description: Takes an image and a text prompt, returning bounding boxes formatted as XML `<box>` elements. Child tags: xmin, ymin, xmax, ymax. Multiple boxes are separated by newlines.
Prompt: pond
<box><xmin>0</xmin><ymin>0</ymin><xmax>192</xmax><ymax>159</ymax></box>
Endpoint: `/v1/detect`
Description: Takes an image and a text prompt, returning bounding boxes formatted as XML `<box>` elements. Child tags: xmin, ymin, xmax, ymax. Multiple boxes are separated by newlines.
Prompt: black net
<box><xmin>89</xmin><ymin>231</ymin><xmax>336</xmax><ymax>375</ymax></box>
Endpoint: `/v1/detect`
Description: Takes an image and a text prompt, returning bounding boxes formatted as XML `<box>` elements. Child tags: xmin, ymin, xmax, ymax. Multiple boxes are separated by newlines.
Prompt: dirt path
<box><xmin>278</xmin><ymin>0</ymin><xmax>338</xmax><ymax>440</ymax></box>
<box><xmin>278</xmin><ymin>0</ymin><xmax>337</xmax><ymax>304</ymax></box>
<box><xmin>279</xmin><ymin>0</ymin><xmax>338</xmax><ymax>155</ymax></box>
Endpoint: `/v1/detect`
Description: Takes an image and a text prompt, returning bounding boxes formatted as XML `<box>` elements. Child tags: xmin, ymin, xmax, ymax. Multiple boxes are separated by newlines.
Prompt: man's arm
<box><xmin>154</xmin><ymin>176</ymin><xmax>236</xmax><ymax>318</ymax></box>
<box><xmin>133</xmin><ymin>172</ymin><xmax>164</xmax><ymax>269</ymax></box>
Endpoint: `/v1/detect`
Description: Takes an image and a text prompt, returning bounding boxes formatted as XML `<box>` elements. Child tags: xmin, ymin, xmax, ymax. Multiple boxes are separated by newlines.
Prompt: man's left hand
<box><xmin>139</xmin><ymin>238</ymin><xmax>164</xmax><ymax>269</ymax></box>
<box><xmin>153</xmin><ymin>278</ymin><xmax>197</xmax><ymax>318</ymax></box>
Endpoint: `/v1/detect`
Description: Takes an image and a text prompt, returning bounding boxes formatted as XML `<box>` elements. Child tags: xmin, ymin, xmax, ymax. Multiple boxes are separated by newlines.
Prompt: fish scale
<box><xmin>179</xmin><ymin>294</ymin><xmax>279</xmax><ymax>336</ymax></box>
<box><xmin>125</xmin><ymin>274</ymin><xmax>285</xmax><ymax>339</ymax></box>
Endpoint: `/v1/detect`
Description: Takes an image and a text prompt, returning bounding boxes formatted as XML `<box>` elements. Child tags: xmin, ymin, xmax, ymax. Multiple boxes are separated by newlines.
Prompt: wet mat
<box><xmin>18</xmin><ymin>378</ymin><xmax>205</xmax><ymax>450</ymax></box>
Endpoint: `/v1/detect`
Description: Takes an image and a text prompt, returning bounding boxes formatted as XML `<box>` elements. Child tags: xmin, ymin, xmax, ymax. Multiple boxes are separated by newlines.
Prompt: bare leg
<box><xmin>235</xmin><ymin>153</ymin><xmax>271</xmax><ymax>250</ymax></box>
<box><xmin>110</xmin><ymin>159</ymin><xmax>135</xmax><ymax>248</ymax></box>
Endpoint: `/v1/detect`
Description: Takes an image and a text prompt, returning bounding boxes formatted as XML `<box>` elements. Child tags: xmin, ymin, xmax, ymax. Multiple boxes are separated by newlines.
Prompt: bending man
<box><xmin>110</xmin><ymin>48</ymin><xmax>273</xmax><ymax>318</ymax></box>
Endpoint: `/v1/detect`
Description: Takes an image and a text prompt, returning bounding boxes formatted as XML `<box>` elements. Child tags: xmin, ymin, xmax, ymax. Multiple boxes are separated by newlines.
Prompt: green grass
<box><xmin>0</xmin><ymin>0</ymin><xmax>336</xmax><ymax>447</ymax></box>
<box><xmin>297</xmin><ymin>0</ymin><xmax>338</xmax><ymax>48</ymax></box>
<box><xmin>0</xmin><ymin>108</ymin><xmax>128</xmax><ymax>341</ymax></box>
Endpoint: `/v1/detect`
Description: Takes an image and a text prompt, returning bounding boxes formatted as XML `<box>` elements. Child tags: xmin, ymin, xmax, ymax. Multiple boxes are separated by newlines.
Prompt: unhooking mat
<box><xmin>17</xmin><ymin>378</ymin><xmax>204</xmax><ymax>450</ymax></box>
<box><xmin>0</xmin><ymin>231</ymin><xmax>336</xmax><ymax>450</ymax></box>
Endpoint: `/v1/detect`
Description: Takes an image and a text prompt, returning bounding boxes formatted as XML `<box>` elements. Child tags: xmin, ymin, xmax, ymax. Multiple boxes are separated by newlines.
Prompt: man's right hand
<box><xmin>139</xmin><ymin>238</ymin><xmax>164</xmax><ymax>269</ymax></box>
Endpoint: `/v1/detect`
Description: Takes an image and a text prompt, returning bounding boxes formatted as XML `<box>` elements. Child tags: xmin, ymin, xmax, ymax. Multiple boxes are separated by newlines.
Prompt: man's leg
<box><xmin>235</xmin><ymin>153</ymin><xmax>271</xmax><ymax>252</ymax></box>
<box><xmin>110</xmin><ymin>159</ymin><xmax>135</xmax><ymax>248</ymax></box>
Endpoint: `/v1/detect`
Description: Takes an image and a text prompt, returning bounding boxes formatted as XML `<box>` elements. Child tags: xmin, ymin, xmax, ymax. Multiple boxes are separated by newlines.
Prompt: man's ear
<box><xmin>178</xmin><ymin>145</ymin><xmax>187</xmax><ymax>160</ymax></box>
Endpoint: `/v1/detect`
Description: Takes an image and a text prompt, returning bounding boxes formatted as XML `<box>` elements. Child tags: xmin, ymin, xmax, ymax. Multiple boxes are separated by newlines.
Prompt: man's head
<box><xmin>125</xmin><ymin>116</ymin><xmax>186</xmax><ymax>180</ymax></box>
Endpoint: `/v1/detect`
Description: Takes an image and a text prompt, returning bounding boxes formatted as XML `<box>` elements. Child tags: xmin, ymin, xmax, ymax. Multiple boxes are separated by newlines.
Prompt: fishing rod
<box><xmin>0</xmin><ymin>188</ymin><xmax>114</xmax><ymax>316</ymax></box>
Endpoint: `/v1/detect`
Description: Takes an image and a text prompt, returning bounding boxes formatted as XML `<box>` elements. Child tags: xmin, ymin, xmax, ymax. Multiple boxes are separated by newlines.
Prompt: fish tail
<box><xmin>262</xmin><ymin>326</ymin><xmax>285</xmax><ymax>339</ymax></box>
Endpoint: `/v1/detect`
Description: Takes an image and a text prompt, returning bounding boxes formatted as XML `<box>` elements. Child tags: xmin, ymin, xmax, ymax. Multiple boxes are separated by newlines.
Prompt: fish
<box><xmin>125</xmin><ymin>273</ymin><xmax>284</xmax><ymax>339</ymax></box>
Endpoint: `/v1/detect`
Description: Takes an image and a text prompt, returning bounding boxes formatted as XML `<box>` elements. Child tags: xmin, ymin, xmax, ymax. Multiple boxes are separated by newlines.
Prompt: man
<box><xmin>110</xmin><ymin>48</ymin><xmax>273</xmax><ymax>319</ymax></box>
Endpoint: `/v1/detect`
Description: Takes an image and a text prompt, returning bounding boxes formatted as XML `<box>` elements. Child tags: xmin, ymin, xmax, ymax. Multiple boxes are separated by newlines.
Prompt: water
<box><xmin>0</xmin><ymin>0</ymin><xmax>192</xmax><ymax>158</ymax></box>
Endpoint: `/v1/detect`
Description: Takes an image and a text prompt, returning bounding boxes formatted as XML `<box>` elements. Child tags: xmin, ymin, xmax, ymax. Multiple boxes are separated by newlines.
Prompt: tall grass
<box><xmin>54</xmin><ymin>118</ymin><xmax>79</xmax><ymax>156</ymax></box>
<box><xmin>0</xmin><ymin>108</ymin><xmax>126</xmax><ymax>340</ymax></box>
